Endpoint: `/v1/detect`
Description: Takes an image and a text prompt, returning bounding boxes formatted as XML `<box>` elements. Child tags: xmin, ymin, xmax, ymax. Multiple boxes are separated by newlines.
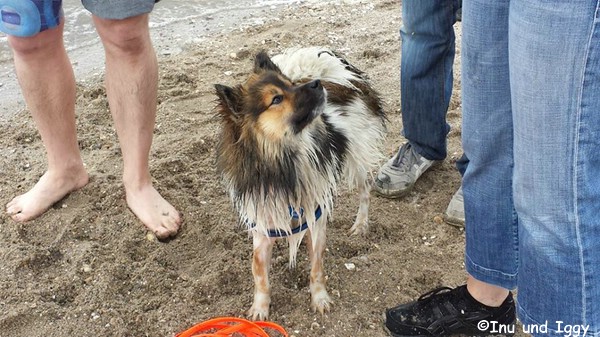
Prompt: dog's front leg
<box><xmin>248</xmin><ymin>231</ymin><xmax>275</xmax><ymax>320</ymax></box>
<box><xmin>307</xmin><ymin>219</ymin><xmax>333</xmax><ymax>314</ymax></box>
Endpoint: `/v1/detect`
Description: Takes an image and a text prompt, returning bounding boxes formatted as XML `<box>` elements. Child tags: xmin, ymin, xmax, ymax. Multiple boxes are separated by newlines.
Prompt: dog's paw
<box><xmin>247</xmin><ymin>303</ymin><xmax>270</xmax><ymax>321</ymax></box>
<box><xmin>311</xmin><ymin>290</ymin><xmax>333</xmax><ymax>314</ymax></box>
<box><xmin>349</xmin><ymin>215</ymin><xmax>369</xmax><ymax>236</ymax></box>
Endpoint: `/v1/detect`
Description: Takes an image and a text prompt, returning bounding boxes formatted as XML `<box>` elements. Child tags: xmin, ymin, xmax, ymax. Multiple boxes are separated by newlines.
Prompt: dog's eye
<box><xmin>271</xmin><ymin>95</ymin><xmax>283</xmax><ymax>106</ymax></box>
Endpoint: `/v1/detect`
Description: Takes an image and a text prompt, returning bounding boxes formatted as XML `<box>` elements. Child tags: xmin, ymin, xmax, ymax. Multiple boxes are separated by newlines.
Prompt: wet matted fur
<box><xmin>214</xmin><ymin>47</ymin><xmax>386</xmax><ymax>319</ymax></box>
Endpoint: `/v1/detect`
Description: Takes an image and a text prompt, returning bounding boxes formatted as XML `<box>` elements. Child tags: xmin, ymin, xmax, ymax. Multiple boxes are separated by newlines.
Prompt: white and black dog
<box><xmin>214</xmin><ymin>47</ymin><xmax>386</xmax><ymax>319</ymax></box>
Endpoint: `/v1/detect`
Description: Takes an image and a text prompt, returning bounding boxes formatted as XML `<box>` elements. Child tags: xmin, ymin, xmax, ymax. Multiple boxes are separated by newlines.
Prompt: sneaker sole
<box><xmin>371</xmin><ymin>183</ymin><xmax>415</xmax><ymax>199</ymax></box>
<box><xmin>382</xmin><ymin>313</ymin><xmax>402</xmax><ymax>337</ymax></box>
<box><xmin>443</xmin><ymin>214</ymin><xmax>465</xmax><ymax>228</ymax></box>
<box><xmin>385</xmin><ymin>325</ymin><xmax>514</xmax><ymax>337</ymax></box>
<box><xmin>372</xmin><ymin>161</ymin><xmax>444</xmax><ymax>199</ymax></box>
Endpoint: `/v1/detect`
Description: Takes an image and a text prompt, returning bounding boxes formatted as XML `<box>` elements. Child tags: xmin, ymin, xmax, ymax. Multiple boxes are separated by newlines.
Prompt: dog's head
<box><xmin>214</xmin><ymin>51</ymin><xmax>326</xmax><ymax>143</ymax></box>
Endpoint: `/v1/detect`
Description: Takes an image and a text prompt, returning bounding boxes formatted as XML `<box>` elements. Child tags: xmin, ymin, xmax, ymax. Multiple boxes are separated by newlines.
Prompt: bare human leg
<box><xmin>93</xmin><ymin>14</ymin><xmax>180</xmax><ymax>239</ymax></box>
<box><xmin>6</xmin><ymin>21</ymin><xmax>88</xmax><ymax>222</ymax></box>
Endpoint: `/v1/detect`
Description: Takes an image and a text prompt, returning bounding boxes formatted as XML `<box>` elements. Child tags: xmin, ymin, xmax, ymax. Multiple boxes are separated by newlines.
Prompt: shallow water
<box><xmin>0</xmin><ymin>0</ymin><xmax>307</xmax><ymax>117</ymax></box>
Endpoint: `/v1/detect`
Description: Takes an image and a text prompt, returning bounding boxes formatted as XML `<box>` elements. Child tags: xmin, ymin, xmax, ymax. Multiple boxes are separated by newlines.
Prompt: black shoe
<box><xmin>384</xmin><ymin>285</ymin><xmax>515</xmax><ymax>336</ymax></box>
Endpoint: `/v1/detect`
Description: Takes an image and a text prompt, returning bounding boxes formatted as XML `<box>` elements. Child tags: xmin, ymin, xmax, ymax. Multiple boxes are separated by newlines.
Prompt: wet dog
<box><xmin>214</xmin><ymin>47</ymin><xmax>386</xmax><ymax>319</ymax></box>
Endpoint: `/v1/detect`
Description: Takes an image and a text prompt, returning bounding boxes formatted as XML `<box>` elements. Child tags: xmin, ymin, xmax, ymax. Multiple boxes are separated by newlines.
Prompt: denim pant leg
<box><xmin>462</xmin><ymin>0</ymin><xmax>518</xmax><ymax>290</ymax></box>
<box><xmin>510</xmin><ymin>0</ymin><xmax>600</xmax><ymax>334</ymax></box>
<box><xmin>400</xmin><ymin>0</ymin><xmax>460</xmax><ymax>161</ymax></box>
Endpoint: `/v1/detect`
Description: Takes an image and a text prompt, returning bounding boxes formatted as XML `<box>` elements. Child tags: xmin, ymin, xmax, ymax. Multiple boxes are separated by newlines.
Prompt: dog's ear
<box><xmin>254</xmin><ymin>50</ymin><xmax>281</xmax><ymax>74</ymax></box>
<box><xmin>215</xmin><ymin>84</ymin><xmax>244</xmax><ymax>120</ymax></box>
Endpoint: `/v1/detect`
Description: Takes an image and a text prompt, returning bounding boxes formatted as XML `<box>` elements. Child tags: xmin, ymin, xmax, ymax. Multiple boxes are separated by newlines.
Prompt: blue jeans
<box><xmin>462</xmin><ymin>0</ymin><xmax>600</xmax><ymax>335</ymax></box>
<box><xmin>400</xmin><ymin>0</ymin><xmax>461</xmax><ymax>162</ymax></box>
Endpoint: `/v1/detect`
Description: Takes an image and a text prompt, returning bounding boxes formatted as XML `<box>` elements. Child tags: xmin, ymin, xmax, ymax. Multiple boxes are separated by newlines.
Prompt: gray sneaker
<box><xmin>373</xmin><ymin>143</ymin><xmax>439</xmax><ymax>198</ymax></box>
<box><xmin>444</xmin><ymin>186</ymin><xmax>465</xmax><ymax>227</ymax></box>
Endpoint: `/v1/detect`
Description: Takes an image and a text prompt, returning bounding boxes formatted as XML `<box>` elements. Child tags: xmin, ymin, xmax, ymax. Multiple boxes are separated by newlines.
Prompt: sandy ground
<box><xmin>0</xmin><ymin>1</ymin><xmax>485</xmax><ymax>336</ymax></box>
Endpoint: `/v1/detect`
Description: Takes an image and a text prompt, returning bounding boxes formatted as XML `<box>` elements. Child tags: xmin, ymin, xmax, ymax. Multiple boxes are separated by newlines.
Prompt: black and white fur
<box><xmin>214</xmin><ymin>47</ymin><xmax>386</xmax><ymax>319</ymax></box>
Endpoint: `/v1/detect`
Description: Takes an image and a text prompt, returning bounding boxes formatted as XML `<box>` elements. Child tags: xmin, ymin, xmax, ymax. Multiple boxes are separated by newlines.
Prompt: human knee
<box><xmin>7</xmin><ymin>25</ymin><xmax>63</xmax><ymax>57</ymax></box>
<box><xmin>94</xmin><ymin>14</ymin><xmax>151</xmax><ymax>55</ymax></box>
<box><xmin>1</xmin><ymin>0</ymin><xmax>63</xmax><ymax>55</ymax></box>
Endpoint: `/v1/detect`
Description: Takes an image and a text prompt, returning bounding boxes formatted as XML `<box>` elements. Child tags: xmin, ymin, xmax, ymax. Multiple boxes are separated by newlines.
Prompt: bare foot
<box><xmin>6</xmin><ymin>168</ymin><xmax>89</xmax><ymax>222</ymax></box>
<box><xmin>124</xmin><ymin>183</ymin><xmax>181</xmax><ymax>240</ymax></box>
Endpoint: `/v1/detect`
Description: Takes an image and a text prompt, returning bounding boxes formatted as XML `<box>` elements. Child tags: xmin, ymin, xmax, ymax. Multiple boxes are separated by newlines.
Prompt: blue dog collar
<box><xmin>249</xmin><ymin>206</ymin><xmax>322</xmax><ymax>238</ymax></box>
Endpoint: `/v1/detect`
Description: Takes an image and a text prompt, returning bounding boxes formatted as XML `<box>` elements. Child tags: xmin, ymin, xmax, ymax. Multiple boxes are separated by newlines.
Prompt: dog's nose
<box><xmin>309</xmin><ymin>79</ymin><xmax>321</xmax><ymax>89</ymax></box>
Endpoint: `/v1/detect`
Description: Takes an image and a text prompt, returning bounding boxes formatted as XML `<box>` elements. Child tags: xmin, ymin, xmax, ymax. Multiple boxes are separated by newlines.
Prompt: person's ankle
<box><xmin>47</xmin><ymin>157</ymin><xmax>86</xmax><ymax>175</ymax></box>
<box><xmin>122</xmin><ymin>171</ymin><xmax>153</xmax><ymax>192</ymax></box>
<box><xmin>466</xmin><ymin>276</ymin><xmax>510</xmax><ymax>307</ymax></box>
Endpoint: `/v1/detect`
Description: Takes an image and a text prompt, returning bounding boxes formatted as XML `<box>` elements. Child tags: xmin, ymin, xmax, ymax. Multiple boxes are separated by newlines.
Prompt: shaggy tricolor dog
<box><xmin>214</xmin><ymin>47</ymin><xmax>386</xmax><ymax>319</ymax></box>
